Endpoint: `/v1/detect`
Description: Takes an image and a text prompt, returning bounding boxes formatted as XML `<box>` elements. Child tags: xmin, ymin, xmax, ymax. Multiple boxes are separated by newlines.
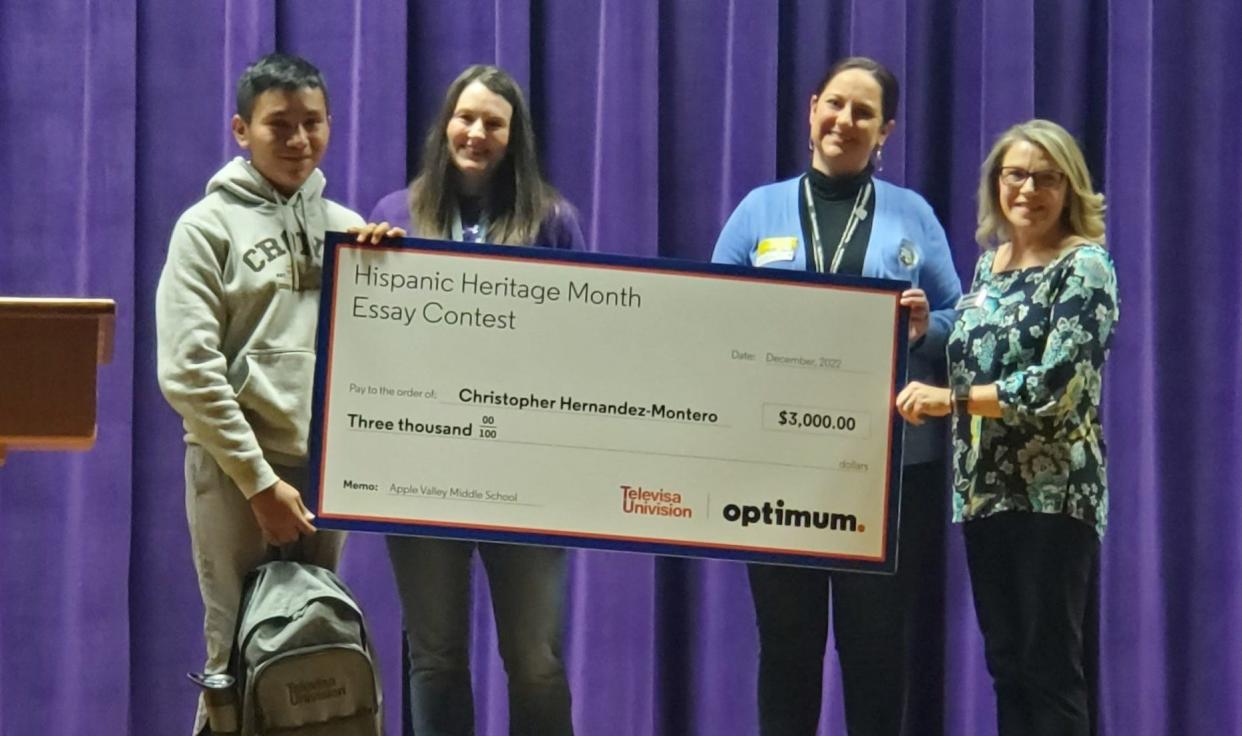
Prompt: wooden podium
<box><xmin>0</xmin><ymin>298</ymin><xmax>116</xmax><ymax>466</ymax></box>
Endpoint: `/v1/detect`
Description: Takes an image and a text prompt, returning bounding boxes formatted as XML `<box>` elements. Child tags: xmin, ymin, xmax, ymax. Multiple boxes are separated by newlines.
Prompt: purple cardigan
<box><xmin>367</xmin><ymin>187</ymin><xmax>587</xmax><ymax>251</ymax></box>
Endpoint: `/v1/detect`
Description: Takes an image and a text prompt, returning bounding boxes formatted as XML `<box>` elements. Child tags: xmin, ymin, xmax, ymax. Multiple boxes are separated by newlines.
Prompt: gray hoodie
<box><xmin>156</xmin><ymin>157</ymin><xmax>363</xmax><ymax>497</ymax></box>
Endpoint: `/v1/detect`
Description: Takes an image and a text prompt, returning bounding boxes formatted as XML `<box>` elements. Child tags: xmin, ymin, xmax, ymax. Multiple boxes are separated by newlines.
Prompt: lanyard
<box><xmin>450</xmin><ymin>208</ymin><xmax>488</xmax><ymax>243</ymax></box>
<box><xmin>803</xmin><ymin>176</ymin><xmax>872</xmax><ymax>274</ymax></box>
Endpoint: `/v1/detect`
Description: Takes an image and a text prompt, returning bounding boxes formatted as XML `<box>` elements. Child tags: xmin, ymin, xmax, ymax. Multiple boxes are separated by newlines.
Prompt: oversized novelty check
<box><xmin>308</xmin><ymin>234</ymin><xmax>908</xmax><ymax>571</ymax></box>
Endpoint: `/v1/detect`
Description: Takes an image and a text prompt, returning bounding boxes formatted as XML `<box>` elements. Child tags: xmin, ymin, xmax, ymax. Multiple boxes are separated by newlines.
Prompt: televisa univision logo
<box><xmin>620</xmin><ymin>485</ymin><xmax>694</xmax><ymax>519</ymax></box>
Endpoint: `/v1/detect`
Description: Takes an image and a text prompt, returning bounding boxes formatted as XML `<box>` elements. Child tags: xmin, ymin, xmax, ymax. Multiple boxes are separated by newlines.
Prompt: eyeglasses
<box><xmin>999</xmin><ymin>167</ymin><xmax>1065</xmax><ymax>190</ymax></box>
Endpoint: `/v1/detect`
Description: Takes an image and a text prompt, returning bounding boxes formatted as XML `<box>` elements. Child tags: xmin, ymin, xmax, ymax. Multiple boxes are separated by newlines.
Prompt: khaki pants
<box><xmin>184</xmin><ymin>444</ymin><xmax>346</xmax><ymax>735</ymax></box>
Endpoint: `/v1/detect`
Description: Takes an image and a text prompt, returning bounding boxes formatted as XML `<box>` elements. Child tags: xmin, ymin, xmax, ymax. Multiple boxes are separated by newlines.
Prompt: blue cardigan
<box><xmin>712</xmin><ymin>176</ymin><xmax>961</xmax><ymax>465</ymax></box>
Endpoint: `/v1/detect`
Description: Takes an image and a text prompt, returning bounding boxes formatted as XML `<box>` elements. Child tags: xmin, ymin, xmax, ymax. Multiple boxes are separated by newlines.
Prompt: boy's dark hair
<box><xmin>235</xmin><ymin>53</ymin><xmax>328</xmax><ymax>121</ymax></box>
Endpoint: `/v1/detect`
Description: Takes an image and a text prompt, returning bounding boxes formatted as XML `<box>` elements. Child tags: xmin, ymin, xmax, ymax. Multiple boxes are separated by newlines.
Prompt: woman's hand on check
<box><xmin>895</xmin><ymin>381</ymin><xmax>951</xmax><ymax>425</ymax></box>
<box><xmin>349</xmin><ymin>221</ymin><xmax>406</xmax><ymax>245</ymax></box>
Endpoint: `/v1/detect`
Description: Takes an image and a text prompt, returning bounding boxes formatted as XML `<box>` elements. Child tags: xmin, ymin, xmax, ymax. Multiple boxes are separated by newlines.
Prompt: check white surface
<box><xmin>315</xmin><ymin>243</ymin><xmax>904</xmax><ymax>565</ymax></box>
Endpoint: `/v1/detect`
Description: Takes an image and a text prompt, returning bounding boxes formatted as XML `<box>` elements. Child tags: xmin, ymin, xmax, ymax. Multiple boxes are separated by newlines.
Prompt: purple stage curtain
<box><xmin>1</xmin><ymin>1</ymin><xmax>1238</xmax><ymax>734</ymax></box>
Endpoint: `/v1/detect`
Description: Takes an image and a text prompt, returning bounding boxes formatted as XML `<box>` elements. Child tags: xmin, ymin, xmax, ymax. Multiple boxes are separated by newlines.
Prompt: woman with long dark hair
<box><xmin>367</xmin><ymin>65</ymin><xmax>582</xmax><ymax>248</ymax></box>
<box><xmin>356</xmin><ymin>64</ymin><xmax>583</xmax><ymax>735</ymax></box>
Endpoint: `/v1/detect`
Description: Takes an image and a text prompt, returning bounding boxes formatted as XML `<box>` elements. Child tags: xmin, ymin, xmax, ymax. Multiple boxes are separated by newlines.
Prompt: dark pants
<box><xmin>387</xmin><ymin>537</ymin><xmax>573</xmax><ymax>736</ymax></box>
<box><xmin>964</xmin><ymin>512</ymin><xmax>1099</xmax><ymax>736</ymax></box>
<box><xmin>748</xmin><ymin>462</ymin><xmax>946</xmax><ymax>736</ymax></box>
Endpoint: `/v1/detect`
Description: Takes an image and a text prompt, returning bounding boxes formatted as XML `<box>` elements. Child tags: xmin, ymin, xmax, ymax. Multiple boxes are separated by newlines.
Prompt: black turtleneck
<box><xmin>798</xmin><ymin>164</ymin><xmax>875</xmax><ymax>275</ymax></box>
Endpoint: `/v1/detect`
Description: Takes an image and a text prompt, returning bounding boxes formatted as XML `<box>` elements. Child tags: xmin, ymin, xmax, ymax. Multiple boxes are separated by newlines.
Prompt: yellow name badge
<box><xmin>755</xmin><ymin>237</ymin><xmax>799</xmax><ymax>267</ymax></box>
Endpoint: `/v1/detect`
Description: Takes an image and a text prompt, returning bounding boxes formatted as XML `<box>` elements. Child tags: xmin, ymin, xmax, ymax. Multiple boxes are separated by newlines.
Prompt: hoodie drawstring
<box><xmin>281</xmin><ymin>192</ymin><xmax>311</xmax><ymax>292</ymax></box>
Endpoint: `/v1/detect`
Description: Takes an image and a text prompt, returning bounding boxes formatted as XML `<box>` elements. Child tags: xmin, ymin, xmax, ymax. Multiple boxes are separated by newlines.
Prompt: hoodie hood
<box><xmin>206</xmin><ymin>157</ymin><xmax>327</xmax><ymax>207</ymax></box>
<box><xmin>203</xmin><ymin>157</ymin><xmax>329</xmax><ymax>293</ymax></box>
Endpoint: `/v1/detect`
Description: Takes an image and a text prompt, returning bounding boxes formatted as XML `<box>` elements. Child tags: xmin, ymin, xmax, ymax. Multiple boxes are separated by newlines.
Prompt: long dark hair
<box><xmin>409</xmin><ymin>65</ymin><xmax>558</xmax><ymax>245</ymax></box>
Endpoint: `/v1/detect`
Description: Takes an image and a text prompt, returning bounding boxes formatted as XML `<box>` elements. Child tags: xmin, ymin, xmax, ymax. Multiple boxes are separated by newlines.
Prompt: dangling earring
<box><xmin>874</xmin><ymin>146</ymin><xmax>884</xmax><ymax>172</ymax></box>
<box><xmin>808</xmin><ymin>138</ymin><xmax>814</xmax><ymax>152</ymax></box>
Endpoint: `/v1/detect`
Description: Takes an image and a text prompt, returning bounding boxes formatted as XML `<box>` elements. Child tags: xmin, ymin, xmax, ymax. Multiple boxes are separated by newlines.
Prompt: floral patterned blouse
<box><xmin>947</xmin><ymin>243</ymin><xmax>1119</xmax><ymax>537</ymax></box>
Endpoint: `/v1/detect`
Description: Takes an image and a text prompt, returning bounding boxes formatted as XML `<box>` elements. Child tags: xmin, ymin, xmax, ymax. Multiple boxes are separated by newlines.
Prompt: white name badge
<box><xmin>308</xmin><ymin>234</ymin><xmax>910</xmax><ymax>571</ymax></box>
<box><xmin>956</xmin><ymin>287</ymin><xmax>990</xmax><ymax>310</ymax></box>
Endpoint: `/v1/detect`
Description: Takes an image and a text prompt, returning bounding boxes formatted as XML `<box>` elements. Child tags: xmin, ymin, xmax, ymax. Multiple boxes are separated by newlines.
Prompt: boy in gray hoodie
<box><xmin>155</xmin><ymin>53</ymin><xmax>363</xmax><ymax>735</ymax></box>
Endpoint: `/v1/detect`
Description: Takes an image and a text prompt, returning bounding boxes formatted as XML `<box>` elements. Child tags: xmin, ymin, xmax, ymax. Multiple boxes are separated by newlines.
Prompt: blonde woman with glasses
<box><xmin>896</xmin><ymin>119</ymin><xmax>1119</xmax><ymax>736</ymax></box>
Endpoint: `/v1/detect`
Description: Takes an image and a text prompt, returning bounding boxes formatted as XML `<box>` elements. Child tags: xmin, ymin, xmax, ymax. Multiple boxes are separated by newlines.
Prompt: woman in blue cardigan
<box><xmin>712</xmin><ymin>56</ymin><xmax>961</xmax><ymax>735</ymax></box>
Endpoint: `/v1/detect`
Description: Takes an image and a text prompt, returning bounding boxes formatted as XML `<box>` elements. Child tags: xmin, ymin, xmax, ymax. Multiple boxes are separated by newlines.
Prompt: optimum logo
<box><xmin>721</xmin><ymin>499</ymin><xmax>863</xmax><ymax>533</ymax></box>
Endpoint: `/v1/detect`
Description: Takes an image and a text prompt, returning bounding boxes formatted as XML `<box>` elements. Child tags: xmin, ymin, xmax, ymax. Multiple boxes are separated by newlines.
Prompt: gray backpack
<box><xmin>230</xmin><ymin>561</ymin><xmax>382</xmax><ymax>735</ymax></box>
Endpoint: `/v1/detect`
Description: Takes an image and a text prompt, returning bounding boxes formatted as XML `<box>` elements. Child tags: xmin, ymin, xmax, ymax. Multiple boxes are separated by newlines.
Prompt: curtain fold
<box><xmin>1</xmin><ymin>1</ymin><xmax>1238</xmax><ymax>734</ymax></box>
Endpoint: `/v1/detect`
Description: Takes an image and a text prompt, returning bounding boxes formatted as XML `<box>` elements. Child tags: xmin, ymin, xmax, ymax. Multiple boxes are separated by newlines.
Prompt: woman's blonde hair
<box><xmin>975</xmin><ymin>119</ymin><xmax>1106</xmax><ymax>248</ymax></box>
